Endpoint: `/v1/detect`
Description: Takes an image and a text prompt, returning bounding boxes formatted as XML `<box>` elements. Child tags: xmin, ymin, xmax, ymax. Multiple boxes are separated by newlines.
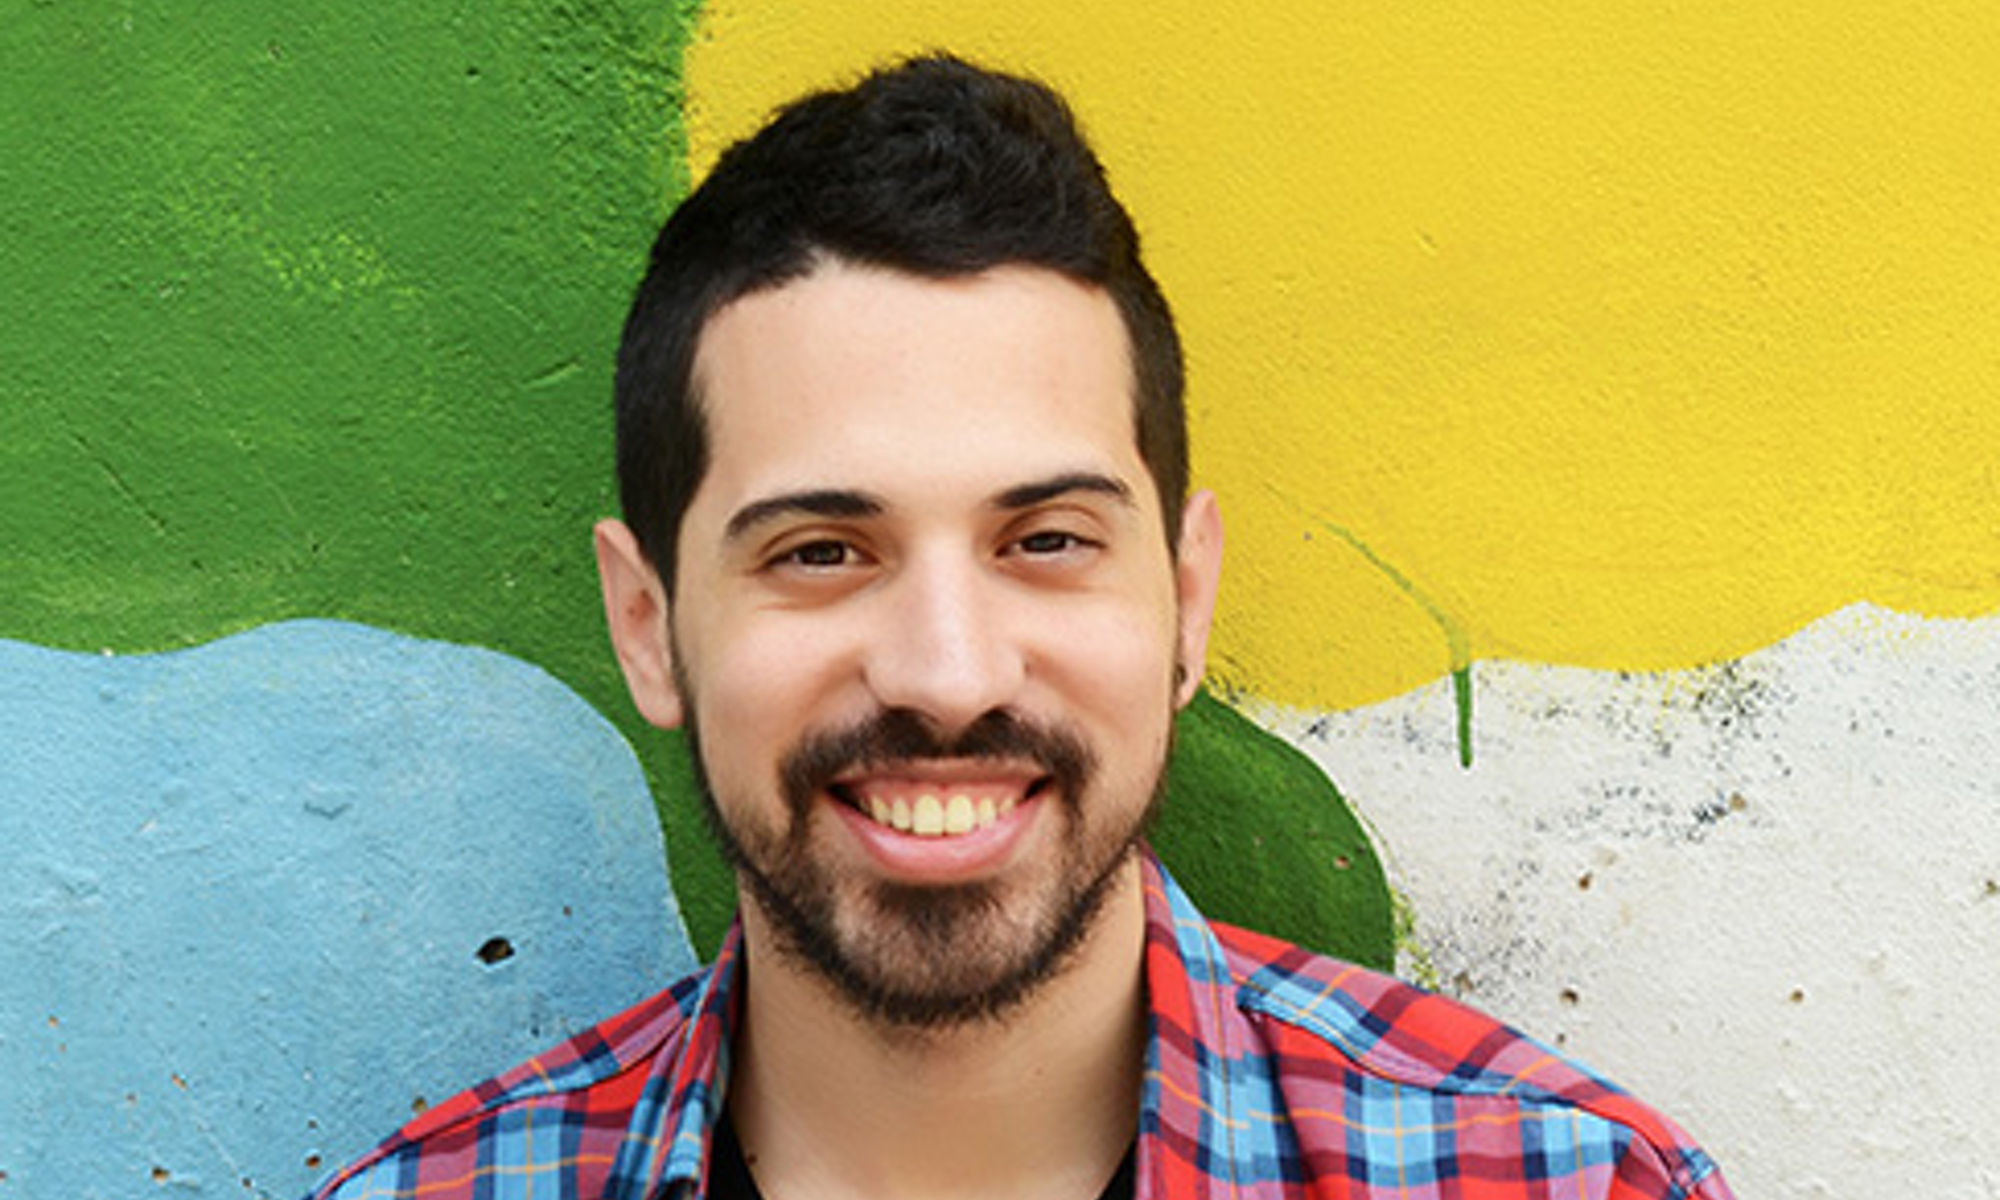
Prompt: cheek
<box><xmin>687</xmin><ymin>616</ymin><xmax>859</xmax><ymax>784</ymax></box>
<box><xmin>1035</xmin><ymin>600</ymin><xmax>1179</xmax><ymax>738</ymax></box>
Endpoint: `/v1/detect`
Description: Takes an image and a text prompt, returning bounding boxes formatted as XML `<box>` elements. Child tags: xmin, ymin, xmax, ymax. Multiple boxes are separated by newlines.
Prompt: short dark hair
<box><xmin>614</xmin><ymin>53</ymin><xmax>1186</xmax><ymax>593</ymax></box>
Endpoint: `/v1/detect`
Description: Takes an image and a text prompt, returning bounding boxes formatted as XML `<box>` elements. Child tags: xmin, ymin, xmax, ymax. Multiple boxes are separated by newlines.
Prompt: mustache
<box><xmin>780</xmin><ymin>708</ymin><xmax>1094</xmax><ymax>814</ymax></box>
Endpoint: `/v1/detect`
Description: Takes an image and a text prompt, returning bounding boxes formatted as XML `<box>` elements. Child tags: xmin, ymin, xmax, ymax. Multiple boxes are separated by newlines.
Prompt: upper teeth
<box><xmin>864</xmin><ymin>792</ymin><xmax>1014</xmax><ymax>837</ymax></box>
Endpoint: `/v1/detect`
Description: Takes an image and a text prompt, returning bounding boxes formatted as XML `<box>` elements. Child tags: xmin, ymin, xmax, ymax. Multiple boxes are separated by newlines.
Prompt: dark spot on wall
<box><xmin>1333</xmin><ymin>855</ymin><xmax>1352</xmax><ymax>870</ymax></box>
<box><xmin>151</xmin><ymin>1166</ymin><xmax>170</xmax><ymax>1183</ymax></box>
<box><xmin>1686</xmin><ymin>790</ymin><xmax>1755</xmax><ymax>840</ymax></box>
<box><xmin>476</xmin><ymin>936</ymin><xmax>515</xmax><ymax>965</ymax></box>
<box><xmin>1559</xmin><ymin>986</ymin><xmax>1581</xmax><ymax>1006</ymax></box>
<box><xmin>1688</xmin><ymin>660</ymin><xmax>1773</xmax><ymax>736</ymax></box>
<box><xmin>305</xmin><ymin>1154</ymin><xmax>322</xmax><ymax>1170</ymax></box>
<box><xmin>1788</xmin><ymin>988</ymin><xmax>1806</xmax><ymax>1003</ymax></box>
<box><xmin>304</xmin><ymin>796</ymin><xmax>352</xmax><ymax>819</ymax></box>
<box><xmin>170</xmin><ymin>1073</ymin><xmax>187</xmax><ymax>1090</ymax></box>
<box><xmin>1577</xmin><ymin>871</ymin><xmax>1594</xmax><ymax>891</ymax></box>
<box><xmin>412</xmin><ymin>1095</ymin><xmax>430</xmax><ymax>1115</ymax></box>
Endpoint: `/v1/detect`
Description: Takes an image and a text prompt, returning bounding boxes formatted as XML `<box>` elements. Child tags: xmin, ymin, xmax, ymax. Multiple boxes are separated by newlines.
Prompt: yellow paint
<box><xmin>685</xmin><ymin>1</ymin><xmax>2000</xmax><ymax>708</ymax></box>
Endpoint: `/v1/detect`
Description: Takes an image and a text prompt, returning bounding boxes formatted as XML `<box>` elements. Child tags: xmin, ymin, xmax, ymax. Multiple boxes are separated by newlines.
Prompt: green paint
<box><xmin>2</xmin><ymin>4</ymin><xmax>1391</xmax><ymax>967</ymax></box>
<box><xmin>1453</xmin><ymin>664</ymin><xmax>1475</xmax><ymax>769</ymax></box>
<box><xmin>1155</xmin><ymin>691</ymin><xmax>1394</xmax><ymax>969</ymax></box>
<box><xmin>1274</xmin><ymin>489</ymin><xmax>1478</xmax><ymax>766</ymax></box>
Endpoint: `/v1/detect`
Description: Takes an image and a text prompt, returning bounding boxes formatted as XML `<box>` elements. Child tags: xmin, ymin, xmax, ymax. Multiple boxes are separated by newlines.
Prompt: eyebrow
<box><xmin>722</xmin><ymin>471</ymin><xmax>1134</xmax><ymax>543</ymax></box>
<box><xmin>724</xmin><ymin>489</ymin><xmax>884</xmax><ymax>541</ymax></box>
<box><xmin>991</xmin><ymin>471</ymin><xmax>1134</xmax><ymax>512</ymax></box>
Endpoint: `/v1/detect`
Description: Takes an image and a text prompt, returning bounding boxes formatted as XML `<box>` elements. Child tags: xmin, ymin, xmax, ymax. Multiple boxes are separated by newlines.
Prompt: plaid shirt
<box><xmin>312</xmin><ymin>850</ymin><xmax>1733</xmax><ymax>1199</ymax></box>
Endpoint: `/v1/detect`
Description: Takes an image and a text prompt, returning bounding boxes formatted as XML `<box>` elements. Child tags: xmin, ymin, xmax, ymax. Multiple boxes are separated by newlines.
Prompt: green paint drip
<box><xmin>1267</xmin><ymin>487</ymin><xmax>1476</xmax><ymax>767</ymax></box>
<box><xmin>1452</xmin><ymin>664</ymin><xmax>1474</xmax><ymax>768</ymax></box>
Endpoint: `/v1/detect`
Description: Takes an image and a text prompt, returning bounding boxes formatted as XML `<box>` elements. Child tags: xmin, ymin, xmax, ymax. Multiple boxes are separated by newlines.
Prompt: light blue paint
<box><xmin>0</xmin><ymin>621</ymin><xmax>696</xmax><ymax>1199</ymax></box>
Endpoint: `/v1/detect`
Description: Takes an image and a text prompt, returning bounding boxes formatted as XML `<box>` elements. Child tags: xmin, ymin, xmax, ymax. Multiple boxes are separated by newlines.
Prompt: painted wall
<box><xmin>6</xmin><ymin>1</ymin><xmax>1999</xmax><ymax>1197</ymax></box>
<box><xmin>0</xmin><ymin>622</ymin><xmax>696</xmax><ymax>1199</ymax></box>
<box><xmin>1</xmin><ymin>8</ymin><xmax>717</xmax><ymax>1194</ymax></box>
<box><xmin>0</xmin><ymin>0</ymin><xmax>728</xmax><ymax>933</ymax></box>
<box><xmin>1269</xmin><ymin>605</ymin><xmax>2000</xmax><ymax>1195</ymax></box>
<box><xmin>2</xmin><ymin>6</ymin><xmax>1383</xmax><ymax>1193</ymax></box>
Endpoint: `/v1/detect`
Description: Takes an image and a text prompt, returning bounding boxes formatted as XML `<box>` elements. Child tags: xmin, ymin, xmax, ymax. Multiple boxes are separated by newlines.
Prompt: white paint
<box><xmin>1256</xmin><ymin>604</ymin><xmax>2000</xmax><ymax>1200</ymax></box>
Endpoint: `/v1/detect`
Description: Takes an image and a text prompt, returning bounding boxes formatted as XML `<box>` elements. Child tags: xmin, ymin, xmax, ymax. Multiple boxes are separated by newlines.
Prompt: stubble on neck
<box><xmin>728</xmin><ymin>856</ymin><xmax>1150</xmax><ymax>1200</ymax></box>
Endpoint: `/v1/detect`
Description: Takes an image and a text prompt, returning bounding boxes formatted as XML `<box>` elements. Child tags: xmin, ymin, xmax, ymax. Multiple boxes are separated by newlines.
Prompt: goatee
<box><xmin>687</xmin><ymin>705</ymin><xmax>1163</xmax><ymax>1030</ymax></box>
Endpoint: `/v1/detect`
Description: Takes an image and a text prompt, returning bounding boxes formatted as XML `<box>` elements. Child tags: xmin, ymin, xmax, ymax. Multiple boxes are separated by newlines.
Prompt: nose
<box><xmin>862</xmin><ymin>549</ymin><xmax>1025</xmax><ymax>736</ymax></box>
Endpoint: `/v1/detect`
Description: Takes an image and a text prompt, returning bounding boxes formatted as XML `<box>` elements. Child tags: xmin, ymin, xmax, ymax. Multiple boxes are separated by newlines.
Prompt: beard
<box><xmin>684</xmin><ymin>703</ymin><xmax>1167</xmax><ymax>1031</ymax></box>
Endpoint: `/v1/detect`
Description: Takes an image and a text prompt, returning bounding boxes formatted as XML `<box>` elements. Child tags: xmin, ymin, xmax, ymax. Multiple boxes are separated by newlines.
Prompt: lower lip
<box><xmin>827</xmin><ymin>792</ymin><xmax>1047</xmax><ymax>883</ymax></box>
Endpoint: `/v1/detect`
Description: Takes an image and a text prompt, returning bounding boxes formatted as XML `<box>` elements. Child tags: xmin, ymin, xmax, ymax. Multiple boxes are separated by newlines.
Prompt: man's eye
<box><xmin>1015</xmin><ymin>530</ymin><xmax>1086</xmax><ymax>556</ymax></box>
<box><xmin>783</xmin><ymin>540</ymin><xmax>852</xmax><ymax>568</ymax></box>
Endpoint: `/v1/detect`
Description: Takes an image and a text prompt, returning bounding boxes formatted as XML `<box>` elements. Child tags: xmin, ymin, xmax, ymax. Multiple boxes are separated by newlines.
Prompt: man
<box><xmin>314</xmin><ymin>55</ymin><xmax>1733</xmax><ymax>1200</ymax></box>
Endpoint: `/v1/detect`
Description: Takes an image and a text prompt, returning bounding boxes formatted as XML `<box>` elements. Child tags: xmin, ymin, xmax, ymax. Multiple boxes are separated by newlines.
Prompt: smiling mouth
<box><xmin>829</xmin><ymin>776</ymin><xmax>1052</xmax><ymax>838</ymax></box>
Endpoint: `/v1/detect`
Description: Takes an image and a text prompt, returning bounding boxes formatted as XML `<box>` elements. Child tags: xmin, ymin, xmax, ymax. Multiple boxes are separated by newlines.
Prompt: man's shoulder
<box><xmin>1204</xmin><ymin>920</ymin><xmax>1731</xmax><ymax>1198</ymax></box>
<box><xmin>1209</xmin><ymin>919</ymin><xmax>1646</xmax><ymax>1101</ymax></box>
<box><xmin>309</xmin><ymin>966</ymin><xmax>713</xmax><ymax>1199</ymax></box>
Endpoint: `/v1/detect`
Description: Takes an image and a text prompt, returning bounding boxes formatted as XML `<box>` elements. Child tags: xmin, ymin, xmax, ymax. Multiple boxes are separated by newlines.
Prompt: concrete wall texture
<box><xmin>1</xmin><ymin>622</ymin><xmax>697</xmax><ymax>1198</ymax></box>
<box><xmin>4</xmin><ymin>1</ymin><xmax>1997</xmax><ymax>1197</ymax></box>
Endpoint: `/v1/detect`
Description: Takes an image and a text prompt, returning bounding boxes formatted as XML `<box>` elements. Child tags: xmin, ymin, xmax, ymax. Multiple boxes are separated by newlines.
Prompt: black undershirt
<box><xmin>707</xmin><ymin>1110</ymin><xmax>1138</xmax><ymax>1200</ymax></box>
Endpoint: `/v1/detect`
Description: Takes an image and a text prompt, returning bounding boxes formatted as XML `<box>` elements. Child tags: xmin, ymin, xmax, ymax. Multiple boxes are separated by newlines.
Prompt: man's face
<box><xmin>608</xmin><ymin>261</ymin><xmax>1219</xmax><ymax>1027</ymax></box>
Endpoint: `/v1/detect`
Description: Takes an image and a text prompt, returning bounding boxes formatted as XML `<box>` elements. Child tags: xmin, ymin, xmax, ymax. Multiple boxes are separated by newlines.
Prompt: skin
<box><xmin>596</xmin><ymin>260</ymin><xmax>1223</xmax><ymax>1200</ymax></box>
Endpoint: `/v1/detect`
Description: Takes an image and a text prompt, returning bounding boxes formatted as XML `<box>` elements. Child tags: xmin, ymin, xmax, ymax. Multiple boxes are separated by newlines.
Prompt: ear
<box><xmin>593</xmin><ymin>518</ymin><xmax>686</xmax><ymax>730</ymax></box>
<box><xmin>1171</xmin><ymin>489</ymin><xmax>1224</xmax><ymax>710</ymax></box>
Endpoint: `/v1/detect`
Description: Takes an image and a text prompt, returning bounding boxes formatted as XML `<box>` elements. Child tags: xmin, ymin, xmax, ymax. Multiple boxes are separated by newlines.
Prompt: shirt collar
<box><xmin>634</xmin><ymin>920</ymin><xmax>746</xmax><ymax>1198</ymax></box>
<box><xmin>1136</xmin><ymin>849</ymin><xmax>1247</xmax><ymax>1200</ymax></box>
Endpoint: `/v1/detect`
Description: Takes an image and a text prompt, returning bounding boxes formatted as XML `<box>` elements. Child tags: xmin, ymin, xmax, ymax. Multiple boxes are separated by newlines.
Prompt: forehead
<box><xmin>686</xmin><ymin>262</ymin><xmax>1147</xmax><ymax>519</ymax></box>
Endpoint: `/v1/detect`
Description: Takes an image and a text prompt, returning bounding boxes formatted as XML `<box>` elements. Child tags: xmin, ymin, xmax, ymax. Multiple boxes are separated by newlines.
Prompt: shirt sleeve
<box><xmin>1610</xmin><ymin>1132</ymin><xmax>1737</xmax><ymax>1200</ymax></box>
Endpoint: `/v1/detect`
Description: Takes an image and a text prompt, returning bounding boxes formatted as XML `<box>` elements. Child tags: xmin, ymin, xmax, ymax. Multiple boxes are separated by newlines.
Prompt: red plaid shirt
<box><xmin>312</xmin><ymin>850</ymin><xmax>1733</xmax><ymax>1199</ymax></box>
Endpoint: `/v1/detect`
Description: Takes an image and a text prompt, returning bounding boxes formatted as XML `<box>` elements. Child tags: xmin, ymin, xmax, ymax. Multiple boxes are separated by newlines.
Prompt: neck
<box><xmin>727</xmin><ymin>856</ymin><xmax>1148</xmax><ymax>1200</ymax></box>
